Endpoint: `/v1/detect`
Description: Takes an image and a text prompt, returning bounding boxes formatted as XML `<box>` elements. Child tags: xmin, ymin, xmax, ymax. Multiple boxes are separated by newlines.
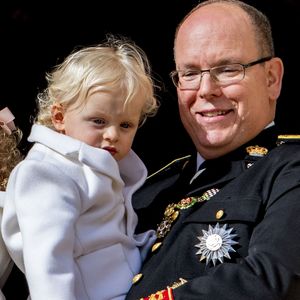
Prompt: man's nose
<box><xmin>197</xmin><ymin>72</ymin><xmax>221</xmax><ymax>99</ymax></box>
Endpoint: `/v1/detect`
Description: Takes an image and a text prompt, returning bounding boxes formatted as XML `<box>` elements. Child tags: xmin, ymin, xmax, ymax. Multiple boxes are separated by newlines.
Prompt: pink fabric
<box><xmin>0</xmin><ymin>107</ymin><xmax>16</xmax><ymax>135</ymax></box>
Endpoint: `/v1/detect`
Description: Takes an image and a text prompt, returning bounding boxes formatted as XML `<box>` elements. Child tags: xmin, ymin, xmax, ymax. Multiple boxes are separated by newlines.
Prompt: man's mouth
<box><xmin>200</xmin><ymin>110</ymin><xmax>229</xmax><ymax>117</ymax></box>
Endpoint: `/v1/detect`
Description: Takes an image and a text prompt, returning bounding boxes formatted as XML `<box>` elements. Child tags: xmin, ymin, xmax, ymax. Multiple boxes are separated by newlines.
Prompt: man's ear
<box><xmin>51</xmin><ymin>103</ymin><xmax>65</xmax><ymax>133</ymax></box>
<box><xmin>267</xmin><ymin>57</ymin><xmax>284</xmax><ymax>101</ymax></box>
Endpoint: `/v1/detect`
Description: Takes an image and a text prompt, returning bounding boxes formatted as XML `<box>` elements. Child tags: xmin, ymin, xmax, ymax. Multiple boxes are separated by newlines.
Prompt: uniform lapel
<box><xmin>187</xmin><ymin>125</ymin><xmax>279</xmax><ymax>196</ymax></box>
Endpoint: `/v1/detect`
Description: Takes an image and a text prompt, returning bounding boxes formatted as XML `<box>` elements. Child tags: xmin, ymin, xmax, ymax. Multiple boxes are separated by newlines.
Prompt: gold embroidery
<box><xmin>169</xmin><ymin>277</ymin><xmax>187</xmax><ymax>289</ymax></box>
<box><xmin>148</xmin><ymin>291</ymin><xmax>164</xmax><ymax>300</ymax></box>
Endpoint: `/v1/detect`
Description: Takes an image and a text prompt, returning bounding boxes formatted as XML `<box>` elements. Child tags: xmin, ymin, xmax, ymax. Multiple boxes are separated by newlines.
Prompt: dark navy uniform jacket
<box><xmin>126</xmin><ymin>126</ymin><xmax>300</xmax><ymax>300</ymax></box>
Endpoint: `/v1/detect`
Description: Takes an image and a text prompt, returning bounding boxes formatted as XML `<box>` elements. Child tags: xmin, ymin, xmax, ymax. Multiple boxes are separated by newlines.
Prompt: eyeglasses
<box><xmin>170</xmin><ymin>56</ymin><xmax>273</xmax><ymax>90</ymax></box>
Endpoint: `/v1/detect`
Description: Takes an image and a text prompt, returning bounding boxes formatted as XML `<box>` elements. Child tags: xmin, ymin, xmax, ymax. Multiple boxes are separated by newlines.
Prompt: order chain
<box><xmin>156</xmin><ymin>188</ymin><xmax>220</xmax><ymax>239</ymax></box>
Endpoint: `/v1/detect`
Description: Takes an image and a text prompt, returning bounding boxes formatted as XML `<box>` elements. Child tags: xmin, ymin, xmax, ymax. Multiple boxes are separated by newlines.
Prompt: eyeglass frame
<box><xmin>170</xmin><ymin>56</ymin><xmax>273</xmax><ymax>90</ymax></box>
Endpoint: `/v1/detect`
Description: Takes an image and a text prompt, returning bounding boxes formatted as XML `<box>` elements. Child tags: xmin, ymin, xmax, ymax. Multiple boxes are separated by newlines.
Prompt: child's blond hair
<box><xmin>35</xmin><ymin>34</ymin><xmax>159</xmax><ymax>129</ymax></box>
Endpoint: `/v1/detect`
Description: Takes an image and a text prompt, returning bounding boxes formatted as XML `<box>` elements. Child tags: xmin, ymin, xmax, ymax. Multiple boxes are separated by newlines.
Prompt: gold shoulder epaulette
<box><xmin>147</xmin><ymin>155</ymin><xmax>191</xmax><ymax>179</ymax></box>
<box><xmin>277</xmin><ymin>134</ymin><xmax>300</xmax><ymax>145</ymax></box>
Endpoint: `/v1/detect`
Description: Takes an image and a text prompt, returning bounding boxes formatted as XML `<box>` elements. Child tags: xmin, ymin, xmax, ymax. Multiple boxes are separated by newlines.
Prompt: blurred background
<box><xmin>1</xmin><ymin>0</ymin><xmax>299</xmax><ymax>173</ymax></box>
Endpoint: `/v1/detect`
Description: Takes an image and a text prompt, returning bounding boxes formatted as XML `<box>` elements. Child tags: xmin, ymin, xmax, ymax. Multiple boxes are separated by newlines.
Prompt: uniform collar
<box><xmin>203</xmin><ymin>124</ymin><xmax>278</xmax><ymax>167</ymax></box>
<box><xmin>187</xmin><ymin>125</ymin><xmax>279</xmax><ymax>193</ymax></box>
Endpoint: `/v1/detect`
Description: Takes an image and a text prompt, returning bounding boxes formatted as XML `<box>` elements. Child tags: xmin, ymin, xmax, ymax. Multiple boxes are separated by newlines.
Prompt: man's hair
<box><xmin>175</xmin><ymin>0</ymin><xmax>274</xmax><ymax>57</ymax></box>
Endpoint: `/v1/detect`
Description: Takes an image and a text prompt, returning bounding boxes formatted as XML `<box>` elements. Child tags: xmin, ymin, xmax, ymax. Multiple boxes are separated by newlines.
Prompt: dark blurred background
<box><xmin>1</xmin><ymin>0</ymin><xmax>299</xmax><ymax>173</ymax></box>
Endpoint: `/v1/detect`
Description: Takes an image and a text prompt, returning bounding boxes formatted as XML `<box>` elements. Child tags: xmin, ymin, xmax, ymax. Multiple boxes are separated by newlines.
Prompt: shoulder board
<box><xmin>277</xmin><ymin>134</ymin><xmax>300</xmax><ymax>145</ymax></box>
<box><xmin>147</xmin><ymin>155</ymin><xmax>191</xmax><ymax>180</ymax></box>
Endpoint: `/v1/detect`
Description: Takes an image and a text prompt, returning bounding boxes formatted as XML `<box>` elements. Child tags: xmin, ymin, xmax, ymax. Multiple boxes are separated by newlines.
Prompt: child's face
<box><xmin>52</xmin><ymin>90</ymin><xmax>144</xmax><ymax>161</ymax></box>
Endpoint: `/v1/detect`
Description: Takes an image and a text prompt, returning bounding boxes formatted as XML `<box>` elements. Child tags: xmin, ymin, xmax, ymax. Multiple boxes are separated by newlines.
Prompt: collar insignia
<box><xmin>195</xmin><ymin>223</ymin><xmax>238</xmax><ymax>266</ymax></box>
<box><xmin>246</xmin><ymin>145</ymin><xmax>268</xmax><ymax>157</ymax></box>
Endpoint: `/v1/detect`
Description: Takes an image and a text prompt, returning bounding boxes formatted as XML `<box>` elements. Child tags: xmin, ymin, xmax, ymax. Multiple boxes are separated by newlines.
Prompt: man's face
<box><xmin>174</xmin><ymin>3</ymin><xmax>282</xmax><ymax>159</ymax></box>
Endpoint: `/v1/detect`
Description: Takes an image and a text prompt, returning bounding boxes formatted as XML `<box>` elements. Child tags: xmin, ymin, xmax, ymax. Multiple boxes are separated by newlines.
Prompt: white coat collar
<box><xmin>28</xmin><ymin>124</ymin><xmax>147</xmax><ymax>186</ymax></box>
<box><xmin>0</xmin><ymin>191</ymin><xmax>4</xmax><ymax>207</ymax></box>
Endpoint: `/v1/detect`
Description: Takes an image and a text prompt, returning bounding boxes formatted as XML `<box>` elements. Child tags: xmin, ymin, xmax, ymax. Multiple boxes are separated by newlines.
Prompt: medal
<box><xmin>152</xmin><ymin>188</ymin><xmax>220</xmax><ymax>252</ymax></box>
<box><xmin>156</xmin><ymin>189</ymin><xmax>219</xmax><ymax>239</ymax></box>
<box><xmin>195</xmin><ymin>223</ymin><xmax>238</xmax><ymax>266</ymax></box>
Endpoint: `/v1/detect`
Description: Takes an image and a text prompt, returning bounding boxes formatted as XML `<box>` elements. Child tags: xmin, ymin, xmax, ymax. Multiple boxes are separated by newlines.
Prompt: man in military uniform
<box><xmin>126</xmin><ymin>1</ymin><xmax>300</xmax><ymax>299</ymax></box>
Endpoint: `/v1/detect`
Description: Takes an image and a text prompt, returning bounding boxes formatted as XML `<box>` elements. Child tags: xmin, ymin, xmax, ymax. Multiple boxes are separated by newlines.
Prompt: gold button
<box><xmin>152</xmin><ymin>242</ymin><xmax>162</xmax><ymax>252</ymax></box>
<box><xmin>216</xmin><ymin>209</ymin><xmax>224</xmax><ymax>219</ymax></box>
<box><xmin>132</xmin><ymin>273</ymin><xmax>143</xmax><ymax>284</ymax></box>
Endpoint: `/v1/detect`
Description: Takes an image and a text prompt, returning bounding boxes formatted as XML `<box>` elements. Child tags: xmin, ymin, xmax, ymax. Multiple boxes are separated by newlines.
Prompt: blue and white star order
<box><xmin>195</xmin><ymin>223</ymin><xmax>238</xmax><ymax>266</ymax></box>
